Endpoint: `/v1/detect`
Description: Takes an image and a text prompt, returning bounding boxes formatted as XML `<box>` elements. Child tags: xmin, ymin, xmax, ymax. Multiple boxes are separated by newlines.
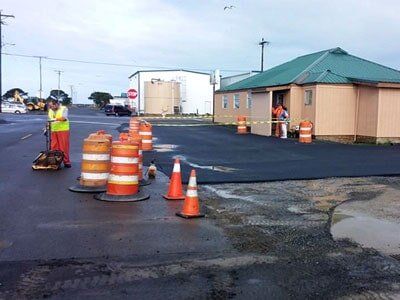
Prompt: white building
<box><xmin>128</xmin><ymin>69</ymin><xmax>218</xmax><ymax>115</ymax></box>
<box><xmin>220</xmin><ymin>71</ymin><xmax>260</xmax><ymax>90</ymax></box>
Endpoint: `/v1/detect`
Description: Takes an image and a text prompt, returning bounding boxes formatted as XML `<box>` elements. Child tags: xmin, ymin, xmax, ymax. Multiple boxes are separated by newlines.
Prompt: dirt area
<box><xmin>201</xmin><ymin>176</ymin><xmax>400</xmax><ymax>299</ymax></box>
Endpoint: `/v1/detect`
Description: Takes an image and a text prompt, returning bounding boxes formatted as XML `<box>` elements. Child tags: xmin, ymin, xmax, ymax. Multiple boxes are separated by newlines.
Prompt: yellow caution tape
<box><xmin>151</xmin><ymin>120</ymin><xmax>293</xmax><ymax>127</ymax></box>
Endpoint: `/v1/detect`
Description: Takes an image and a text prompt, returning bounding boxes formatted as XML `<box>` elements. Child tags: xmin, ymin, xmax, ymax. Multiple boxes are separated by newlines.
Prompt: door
<box><xmin>250</xmin><ymin>92</ymin><xmax>272</xmax><ymax>136</ymax></box>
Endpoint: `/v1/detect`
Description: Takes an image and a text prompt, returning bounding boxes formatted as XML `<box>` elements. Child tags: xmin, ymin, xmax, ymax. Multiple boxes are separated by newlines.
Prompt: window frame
<box><xmin>233</xmin><ymin>93</ymin><xmax>240</xmax><ymax>109</ymax></box>
<box><xmin>246</xmin><ymin>92</ymin><xmax>252</xmax><ymax>109</ymax></box>
<box><xmin>304</xmin><ymin>90</ymin><xmax>313</xmax><ymax>106</ymax></box>
<box><xmin>222</xmin><ymin>95</ymin><xmax>228</xmax><ymax>109</ymax></box>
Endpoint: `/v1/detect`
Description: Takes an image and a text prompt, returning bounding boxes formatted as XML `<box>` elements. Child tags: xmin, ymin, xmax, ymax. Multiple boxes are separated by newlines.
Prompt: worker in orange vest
<box><xmin>48</xmin><ymin>99</ymin><xmax>71</xmax><ymax>168</ymax></box>
<box><xmin>272</xmin><ymin>104</ymin><xmax>283</xmax><ymax>137</ymax></box>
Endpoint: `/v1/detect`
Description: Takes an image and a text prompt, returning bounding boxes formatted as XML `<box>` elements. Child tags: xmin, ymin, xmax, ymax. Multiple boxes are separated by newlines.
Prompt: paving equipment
<box><xmin>32</xmin><ymin>121</ymin><xmax>64</xmax><ymax>170</ymax></box>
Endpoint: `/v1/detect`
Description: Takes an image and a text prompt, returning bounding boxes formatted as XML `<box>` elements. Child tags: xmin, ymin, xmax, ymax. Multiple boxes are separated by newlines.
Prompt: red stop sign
<box><xmin>127</xmin><ymin>88</ymin><xmax>138</xmax><ymax>99</ymax></box>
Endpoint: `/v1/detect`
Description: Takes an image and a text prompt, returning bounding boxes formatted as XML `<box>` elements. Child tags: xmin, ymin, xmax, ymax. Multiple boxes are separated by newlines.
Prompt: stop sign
<box><xmin>127</xmin><ymin>88</ymin><xmax>138</xmax><ymax>100</ymax></box>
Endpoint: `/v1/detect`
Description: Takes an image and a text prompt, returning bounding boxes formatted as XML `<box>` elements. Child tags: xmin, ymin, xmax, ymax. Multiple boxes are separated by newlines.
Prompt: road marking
<box><xmin>21</xmin><ymin>134</ymin><xmax>33</xmax><ymax>140</ymax></box>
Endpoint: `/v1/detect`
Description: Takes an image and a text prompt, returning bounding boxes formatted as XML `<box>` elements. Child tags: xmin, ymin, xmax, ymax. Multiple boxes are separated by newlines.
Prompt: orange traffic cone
<box><xmin>176</xmin><ymin>169</ymin><xmax>205</xmax><ymax>218</ymax></box>
<box><xmin>163</xmin><ymin>158</ymin><xmax>185</xmax><ymax>200</ymax></box>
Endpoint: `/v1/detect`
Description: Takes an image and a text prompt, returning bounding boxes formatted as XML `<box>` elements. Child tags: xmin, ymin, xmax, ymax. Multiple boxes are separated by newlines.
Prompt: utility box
<box><xmin>144</xmin><ymin>81</ymin><xmax>181</xmax><ymax>114</ymax></box>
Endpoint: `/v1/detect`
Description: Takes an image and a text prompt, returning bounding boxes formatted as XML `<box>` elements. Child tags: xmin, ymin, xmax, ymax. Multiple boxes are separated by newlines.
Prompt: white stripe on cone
<box><xmin>188</xmin><ymin>175</ymin><xmax>197</xmax><ymax>187</ymax></box>
<box><xmin>111</xmin><ymin>156</ymin><xmax>139</xmax><ymax>164</ymax></box>
<box><xmin>186</xmin><ymin>189</ymin><xmax>198</xmax><ymax>197</ymax></box>
<box><xmin>173</xmin><ymin>162</ymin><xmax>181</xmax><ymax>173</ymax></box>
<box><xmin>142</xmin><ymin>140</ymin><xmax>152</xmax><ymax>143</ymax></box>
<box><xmin>299</xmin><ymin>134</ymin><xmax>312</xmax><ymax>138</ymax></box>
<box><xmin>82</xmin><ymin>153</ymin><xmax>110</xmax><ymax>161</ymax></box>
<box><xmin>81</xmin><ymin>172</ymin><xmax>109</xmax><ymax>180</ymax></box>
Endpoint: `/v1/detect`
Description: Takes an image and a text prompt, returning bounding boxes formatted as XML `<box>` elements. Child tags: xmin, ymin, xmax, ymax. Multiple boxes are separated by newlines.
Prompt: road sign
<box><xmin>127</xmin><ymin>89</ymin><xmax>138</xmax><ymax>100</ymax></box>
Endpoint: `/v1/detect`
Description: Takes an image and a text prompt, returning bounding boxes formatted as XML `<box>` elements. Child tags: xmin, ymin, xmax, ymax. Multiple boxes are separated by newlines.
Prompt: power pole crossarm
<box><xmin>258</xmin><ymin>38</ymin><xmax>270</xmax><ymax>72</ymax></box>
<box><xmin>0</xmin><ymin>12</ymin><xmax>15</xmax><ymax>113</ymax></box>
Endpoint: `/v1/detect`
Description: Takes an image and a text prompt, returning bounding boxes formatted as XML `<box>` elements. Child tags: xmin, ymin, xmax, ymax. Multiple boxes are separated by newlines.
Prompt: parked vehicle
<box><xmin>1</xmin><ymin>101</ymin><xmax>27</xmax><ymax>114</ymax></box>
<box><xmin>104</xmin><ymin>105</ymin><xmax>132</xmax><ymax>116</ymax></box>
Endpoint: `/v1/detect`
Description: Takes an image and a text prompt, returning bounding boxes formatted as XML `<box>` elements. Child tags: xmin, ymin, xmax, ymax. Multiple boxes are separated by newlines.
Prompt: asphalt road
<box><xmin>147</xmin><ymin>122</ymin><xmax>400</xmax><ymax>184</ymax></box>
<box><xmin>0</xmin><ymin>109</ymin><xmax>236</xmax><ymax>298</ymax></box>
<box><xmin>1</xmin><ymin>108</ymin><xmax>400</xmax><ymax>298</ymax></box>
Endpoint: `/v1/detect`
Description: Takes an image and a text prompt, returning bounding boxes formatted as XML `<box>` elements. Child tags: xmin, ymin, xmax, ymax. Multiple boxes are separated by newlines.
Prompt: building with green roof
<box><xmin>214</xmin><ymin>47</ymin><xmax>400</xmax><ymax>143</ymax></box>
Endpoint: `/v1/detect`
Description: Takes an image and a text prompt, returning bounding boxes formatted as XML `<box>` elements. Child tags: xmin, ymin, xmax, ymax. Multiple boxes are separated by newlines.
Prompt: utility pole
<box><xmin>0</xmin><ymin>11</ymin><xmax>15</xmax><ymax>113</ymax></box>
<box><xmin>34</xmin><ymin>56</ymin><xmax>46</xmax><ymax>99</ymax></box>
<box><xmin>54</xmin><ymin>70</ymin><xmax>64</xmax><ymax>99</ymax></box>
<box><xmin>258</xmin><ymin>38</ymin><xmax>270</xmax><ymax>72</ymax></box>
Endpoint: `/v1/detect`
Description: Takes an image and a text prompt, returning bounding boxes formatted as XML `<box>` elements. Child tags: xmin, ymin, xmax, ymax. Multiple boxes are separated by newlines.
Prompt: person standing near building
<box><xmin>272</xmin><ymin>104</ymin><xmax>283</xmax><ymax>137</ymax></box>
<box><xmin>48</xmin><ymin>99</ymin><xmax>71</xmax><ymax>168</ymax></box>
<box><xmin>280</xmin><ymin>106</ymin><xmax>289</xmax><ymax>139</ymax></box>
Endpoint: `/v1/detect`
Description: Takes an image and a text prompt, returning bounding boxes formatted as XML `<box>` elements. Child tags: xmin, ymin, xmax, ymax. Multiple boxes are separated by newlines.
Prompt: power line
<box><xmin>1</xmin><ymin>52</ymin><xmax>251</xmax><ymax>73</ymax></box>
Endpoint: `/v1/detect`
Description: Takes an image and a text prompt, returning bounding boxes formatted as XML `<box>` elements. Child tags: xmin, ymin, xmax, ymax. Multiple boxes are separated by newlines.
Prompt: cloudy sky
<box><xmin>1</xmin><ymin>0</ymin><xmax>400</xmax><ymax>103</ymax></box>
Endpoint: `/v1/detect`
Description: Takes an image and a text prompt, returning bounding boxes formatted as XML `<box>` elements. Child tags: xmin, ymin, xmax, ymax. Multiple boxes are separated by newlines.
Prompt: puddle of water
<box><xmin>331</xmin><ymin>209</ymin><xmax>400</xmax><ymax>256</ymax></box>
<box><xmin>174</xmin><ymin>155</ymin><xmax>238</xmax><ymax>173</ymax></box>
<box><xmin>153</xmin><ymin>144</ymin><xmax>178</xmax><ymax>152</ymax></box>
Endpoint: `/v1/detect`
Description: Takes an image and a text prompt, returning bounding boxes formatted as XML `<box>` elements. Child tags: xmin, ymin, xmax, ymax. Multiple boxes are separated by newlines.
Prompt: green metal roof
<box><xmin>220</xmin><ymin>47</ymin><xmax>400</xmax><ymax>91</ymax></box>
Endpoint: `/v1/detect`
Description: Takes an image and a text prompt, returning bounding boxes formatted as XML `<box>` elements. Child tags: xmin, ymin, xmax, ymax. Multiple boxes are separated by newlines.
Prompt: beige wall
<box><xmin>251</xmin><ymin>92</ymin><xmax>272</xmax><ymax>136</ymax></box>
<box><xmin>214</xmin><ymin>91</ymin><xmax>251</xmax><ymax>123</ymax></box>
<box><xmin>215</xmin><ymin>84</ymin><xmax>400</xmax><ymax>141</ymax></box>
<box><xmin>301</xmin><ymin>85</ymin><xmax>317</xmax><ymax>134</ymax></box>
<box><xmin>144</xmin><ymin>81</ymin><xmax>180</xmax><ymax>114</ymax></box>
<box><xmin>377</xmin><ymin>88</ymin><xmax>400</xmax><ymax>137</ymax></box>
<box><xmin>287</xmin><ymin>86</ymin><xmax>303</xmax><ymax>128</ymax></box>
<box><xmin>315</xmin><ymin>85</ymin><xmax>357</xmax><ymax>136</ymax></box>
<box><xmin>356</xmin><ymin>86</ymin><xmax>379</xmax><ymax>137</ymax></box>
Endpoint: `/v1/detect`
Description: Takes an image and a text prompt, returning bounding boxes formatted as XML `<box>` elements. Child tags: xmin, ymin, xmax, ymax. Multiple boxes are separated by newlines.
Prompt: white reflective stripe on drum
<box><xmin>142</xmin><ymin>140</ymin><xmax>152</xmax><ymax>143</ymax></box>
<box><xmin>238</xmin><ymin>126</ymin><xmax>246</xmax><ymax>129</ymax></box>
<box><xmin>300</xmin><ymin>128</ymin><xmax>311</xmax><ymax>131</ymax></box>
<box><xmin>186</xmin><ymin>189</ymin><xmax>198</xmax><ymax>197</ymax></box>
<box><xmin>173</xmin><ymin>163</ymin><xmax>180</xmax><ymax>173</ymax></box>
<box><xmin>188</xmin><ymin>176</ymin><xmax>197</xmax><ymax>187</ymax></box>
<box><xmin>82</xmin><ymin>153</ymin><xmax>110</xmax><ymax>161</ymax></box>
<box><xmin>108</xmin><ymin>174</ymin><xmax>138</xmax><ymax>182</ymax></box>
<box><xmin>81</xmin><ymin>172</ymin><xmax>109</xmax><ymax>180</ymax></box>
<box><xmin>299</xmin><ymin>134</ymin><xmax>312</xmax><ymax>138</ymax></box>
<box><xmin>139</xmin><ymin>132</ymin><xmax>152</xmax><ymax>136</ymax></box>
<box><xmin>111</xmin><ymin>156</ymin><xmax>138</xmax><ymax>164</ymax></box>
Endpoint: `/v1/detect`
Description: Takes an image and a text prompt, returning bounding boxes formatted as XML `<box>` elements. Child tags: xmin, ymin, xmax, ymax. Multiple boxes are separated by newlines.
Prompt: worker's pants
<box><xmin>51</xmin><ymin>130</ymin><xmax>70</xmax><ymax>164</ymax></box>
<box><xmin>280</xmin><ymin>123</ymin><xmax>287</xmax><ymax>139</ymax></box>
<box><xmin>275</xmin><ymin>123</ymin><xmax>281</xmax><ymax>137</ymax></box>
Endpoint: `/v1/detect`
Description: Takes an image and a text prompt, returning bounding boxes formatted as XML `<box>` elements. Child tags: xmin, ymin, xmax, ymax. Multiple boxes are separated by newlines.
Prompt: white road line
<box><xmin>21</xmin><ymin>134</ymin><xmax>33</xmax><ymax>140</ymax></box>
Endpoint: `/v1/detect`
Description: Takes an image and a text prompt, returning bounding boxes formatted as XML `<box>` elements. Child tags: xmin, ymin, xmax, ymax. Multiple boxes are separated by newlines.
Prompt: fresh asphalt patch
<box><xmin>134</xmin><ymin>123</ymin><xmax>400</xmax><ymax>184</ymax></box>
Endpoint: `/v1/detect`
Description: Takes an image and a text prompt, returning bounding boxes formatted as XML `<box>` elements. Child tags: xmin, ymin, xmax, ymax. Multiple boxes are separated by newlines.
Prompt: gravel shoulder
<box><xmin>201</xmin><ymin>176</ymin><xmax>400</xmax><ymax>299</ymax></box>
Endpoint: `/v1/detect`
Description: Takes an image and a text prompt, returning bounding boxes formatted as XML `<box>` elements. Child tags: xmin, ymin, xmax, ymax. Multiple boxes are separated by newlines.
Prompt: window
<box><xmin>247</xmin><ymin>92</ymin><xmax>252</xmax><ymax>109</ymax></box>
<box><xmin>233</xmin><ymin>94</ymin><xmax>240</xmax><ymax>109</ymax></box>
<box><xmin>222</xmin><ymin>95</ymin><xmax>228</xmax><ymax>109</ymax></box>
<box><xmin>304</xmin><ymin>90</ymin><xmax>313</xmax><ymax>105</ymax></box>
